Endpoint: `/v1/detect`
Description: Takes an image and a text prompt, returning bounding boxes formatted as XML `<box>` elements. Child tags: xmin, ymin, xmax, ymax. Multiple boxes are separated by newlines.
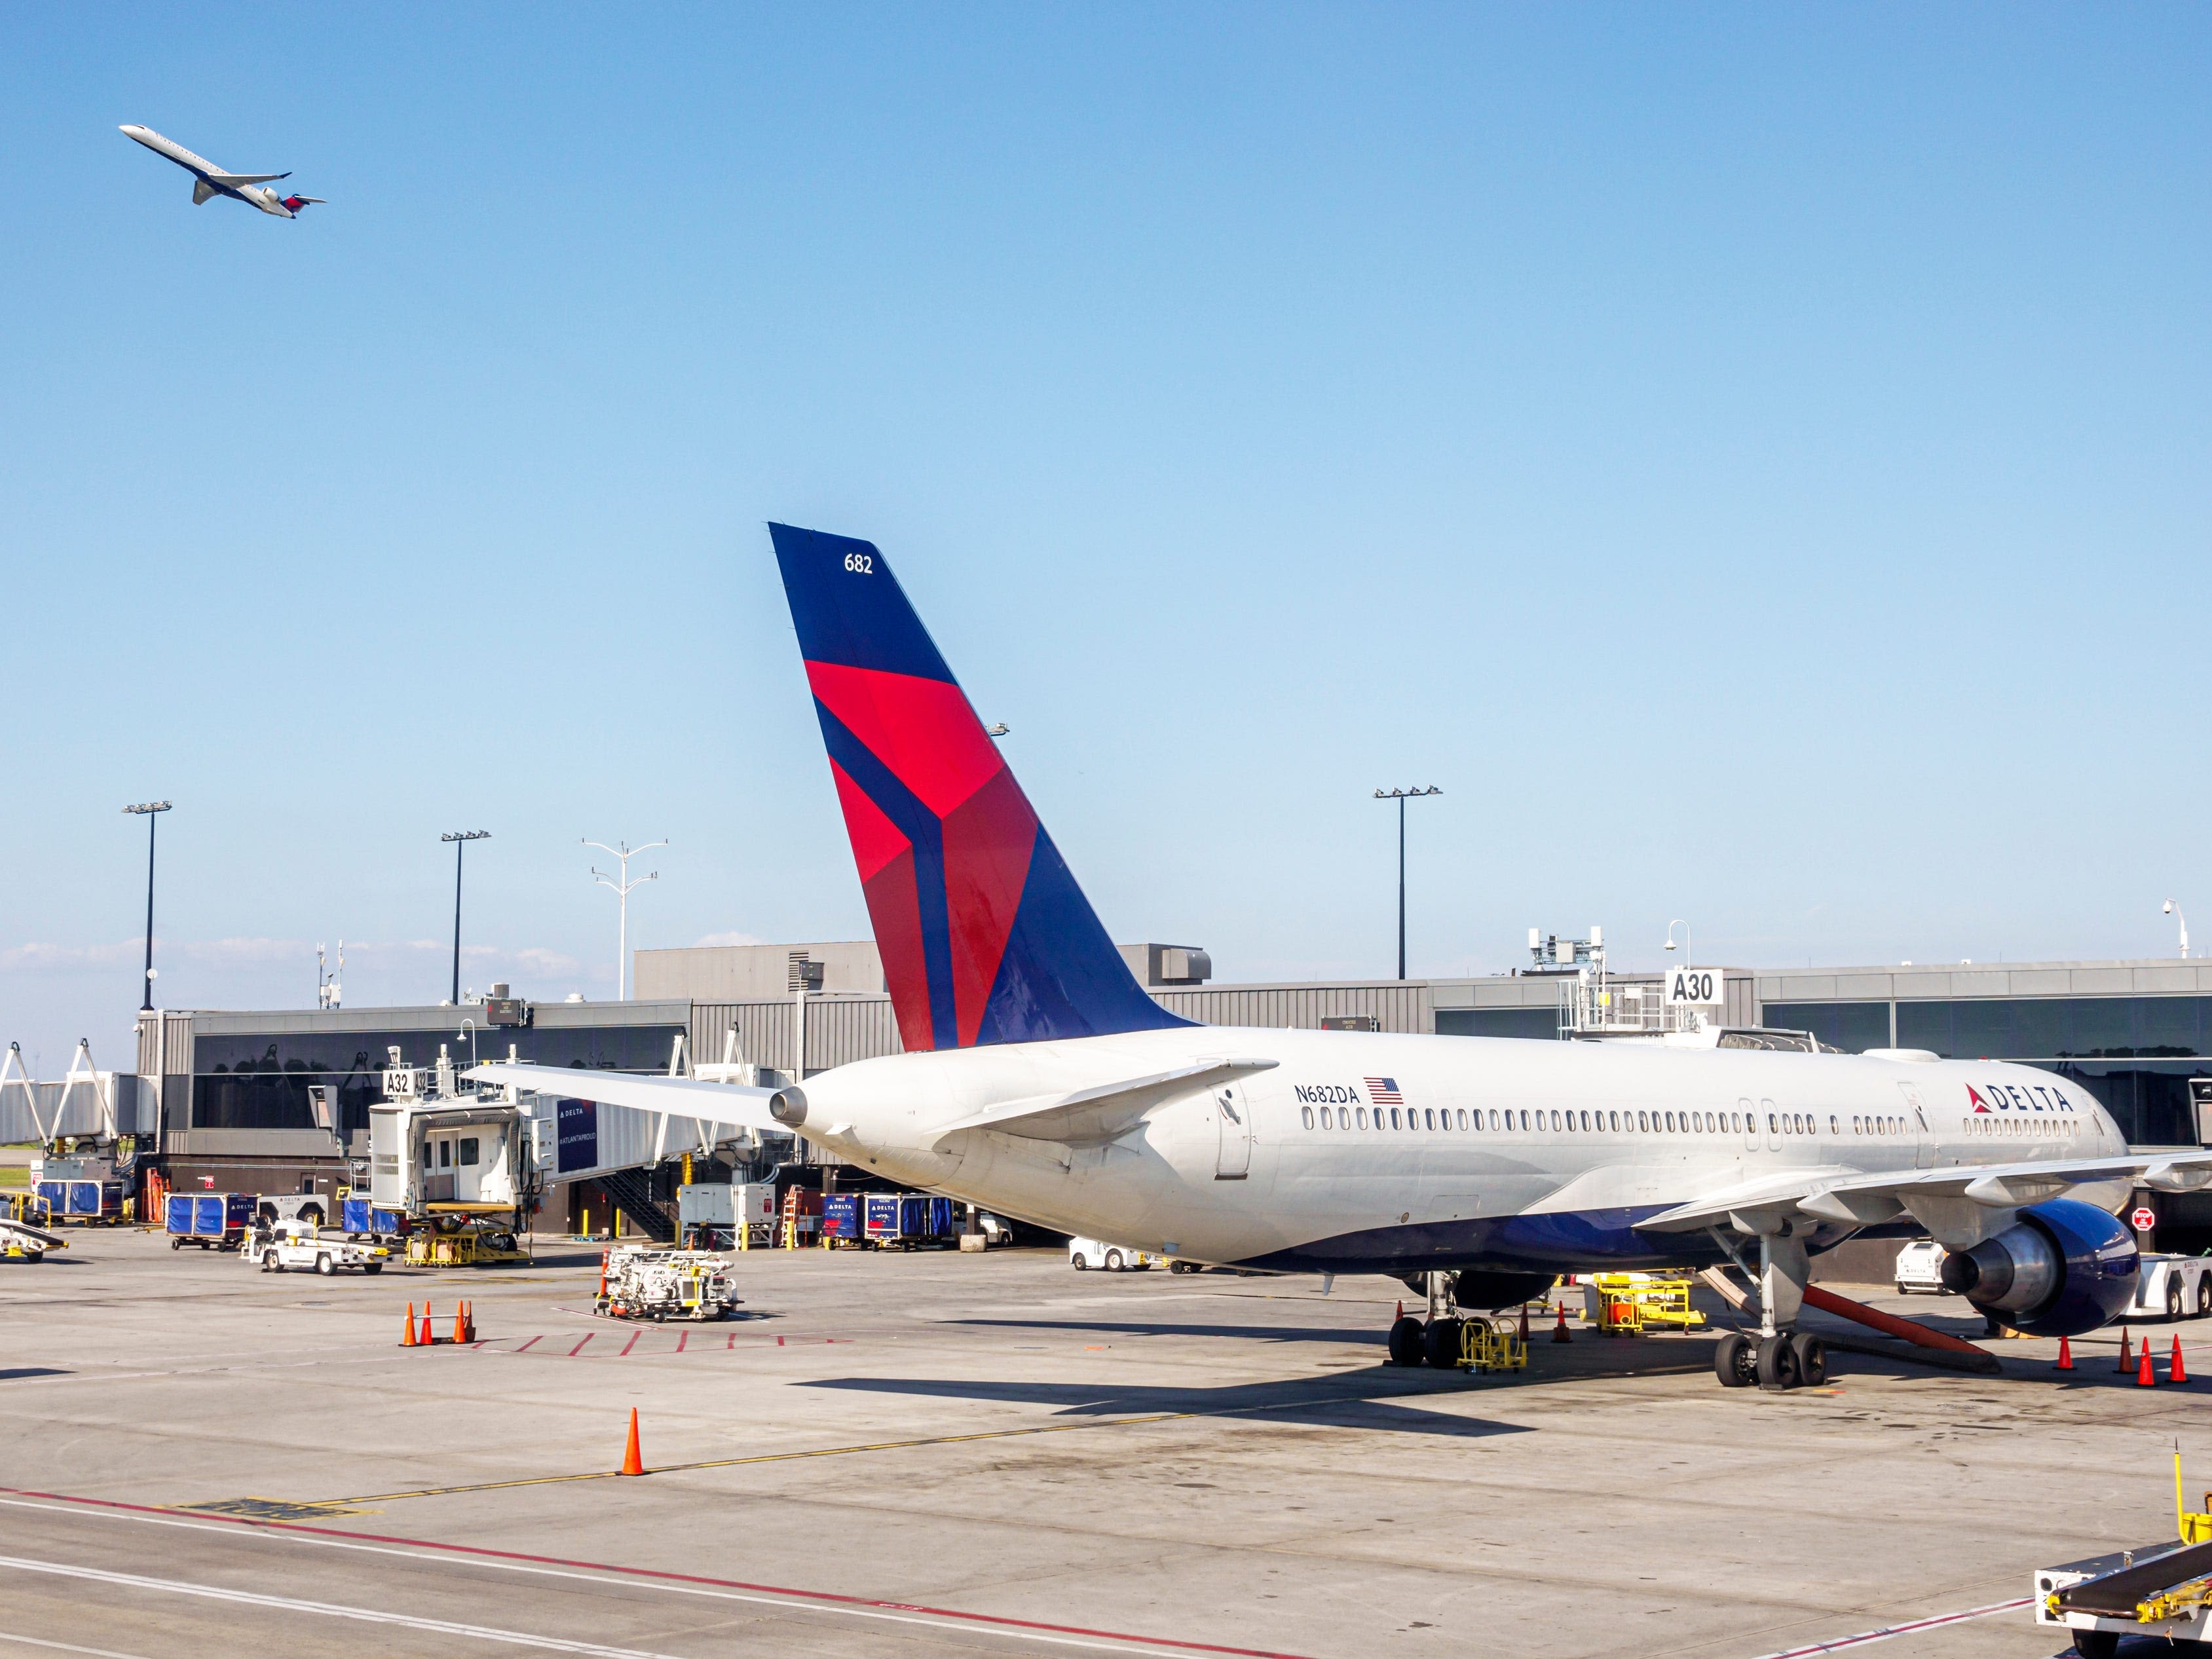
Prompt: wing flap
<box><xmin>207</xmin><ymin>172</ymin><xmax>289</xmax><ymax>185</ymax></box>
<box><xmin>929</xmin><ymin>1058</ymin><xmax>1279</xmax><ymax>1147</ymax></box>
<box><xmin>1641</xmin><ymin>1151</ymin><xmax>2212</xmax><ymax>1235</ymax></box>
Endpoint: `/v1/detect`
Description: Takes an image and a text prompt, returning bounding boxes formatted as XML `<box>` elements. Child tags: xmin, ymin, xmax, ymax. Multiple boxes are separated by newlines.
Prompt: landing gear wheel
<box><xmin>1387</xmin><ymin>1315</ymin><xmax>1425</xmax><ymax>1368</ymax></box>
<box><xmin>1790</xmin><ymin>1332</ymin><xmax>1827</xmax><ymax>1387</ymax></box>
<box><xmin>1171</xmin><ymin>1260</ymin><xmax>1197</xmax><ymax>1274</ymax></box>
<box><xmin>1714</xmin><ymin>1331</ymin><xmax>1757</xmax><ymax>1387</ymax></box>
<box><xmin>1423</xmin><ymin>1317</ymin><xmax>1463</xmax><ymax>1370</ymax></box>
<box><xmin>1755</xmin><ymin>1333</ymin><xmax>1801</xmax><ymax>1391</ymax></box>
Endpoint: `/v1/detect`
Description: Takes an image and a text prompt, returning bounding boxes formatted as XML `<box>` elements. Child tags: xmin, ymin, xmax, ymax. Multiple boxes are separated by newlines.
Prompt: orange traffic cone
<box><xmin>1518</xmin><ymin>1303</ymin><xmax>1531</xmax><ymax>1343</ymax></box>
<box><xmin>2138</xmin><ymin>1339</ymin><xmax>2158</xmax><ymax>1387</ymax></box>
<box><xmin>2119</xmin><ymin>1331</ymin><xmax>2133</xmax><ymax>1373</ymax></box>
<box><xmin>2173</xmin><ymin>1335</ymin><xmax>2189</xmax><ymax>1385</ymax></box>
<box><xmin>419</xmin><ymin>1302</ymin><xmax>436</xmax><ymax>1347</ymax></box>
<box><xmin>400</xmin><ymin>1302</ymin><xmax>417</xmax><ymax>1347</ymax></box>
<box><xmin>619</xmin><ymin>1407</ymin><xmax>645</xmax><ymax>1476</ymax></box>
<box><xmin>1551</xmin><ymin>1302</ymin><xmax>1572</xmax><ymax>1343</ymax></box>
<box><xmin>1395</xmin><ymin>1299</ymin><xmax>1403</xmax><ymax>1321</ymax></box>
<box><xmin>2054</xmin><ymin>1335</ymin><xmax>2073</xmax><ymax>1371</ymax></box>
<box><xmin>451</xmin><ymin>1303</ymin><xmax>467</xmax><ymax>1343</ymax></box>
<box><xmin>599</xmin><ymin>1250</ymin><xmax>609</xmax><ymax>1299</ymax></box>
<box><xmin>462</xmin><ymin>1301</ymin><xmax>476</xmax><ymax>1343</ymax></box>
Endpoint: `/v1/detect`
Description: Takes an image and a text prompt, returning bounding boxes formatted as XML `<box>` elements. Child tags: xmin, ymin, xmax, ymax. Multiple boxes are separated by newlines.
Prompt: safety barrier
<box><xmin>1459</xmin><ymin>1314</ymin><xmax>1528</xmax><ymax>1373</ymax></box>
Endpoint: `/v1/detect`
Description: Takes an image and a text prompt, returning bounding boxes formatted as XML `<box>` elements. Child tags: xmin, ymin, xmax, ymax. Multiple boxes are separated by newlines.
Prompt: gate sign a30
<box><xmin>1664</xmin><ymin>967</ymin><xmax>1721</xmax><ymax>1007</ymax></box>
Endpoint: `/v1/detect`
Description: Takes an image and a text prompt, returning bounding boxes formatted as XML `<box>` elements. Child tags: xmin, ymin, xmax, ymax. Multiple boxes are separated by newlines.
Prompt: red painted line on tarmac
<box><xmin>619</xmin><ymin>1332</ymin><xmax>642</xmax><ymax>1357</ymax></box>
<box><xmin>675</xmin><ymin>1331</ymin><xmax>687</xmax><ymax>1353</ymax></box>
<box><xmin>567</xmin><ymin>1333</ymin><xmax>593</xmax><ymax>1357</ymax></box>
<box><xmin>514</xmin><ymin>1336</ymin><xmax>541</xmax><ymax>1353</ymax></box>
<box><xmin>0</xmin><ymin>1487</ymin><xmax>1319</xmax><ymax>1659</ymax></box>
<box><xmin>726</xmin><ymin>1332</ymin><xmax>737</xmax><ymax>1350</ymax></box>
<box><xmin>1747</xmin><ymin>1597</ymin><xmax>2033</xmax><ymax>1658</ymax></box>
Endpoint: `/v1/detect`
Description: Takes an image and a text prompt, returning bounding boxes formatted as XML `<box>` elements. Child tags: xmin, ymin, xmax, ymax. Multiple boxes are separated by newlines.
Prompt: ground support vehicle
<box><xmin>2038</xmin><ymin>1459</ymin><xmax>2212</xmax><ymax>1658</ymax></box>
<box><xmin>593</xmin><ymin>1245</ymin><xmax>740</xmax><ymax>1321</ymax></box>
<box><xmin>1457</xmin><ymin>1314</ymin><xmax>1529</xmax><ymax>1373</ymax></box>
<box><xmin>1893</xmin><ymin>1239</ymin><xmax>1949</xmax><ymax>1294</ymax></box>
<box><xmin>165</xmin><ymin>1192</ymin><xmax>256</xmax><ymax>1251</ymax></box>
<box><xmin>0</xmin><ymin>1216</ymin><xmax>66</xmax><ymax>1261</ymax></box>
<box><xmin>1069</xmin><ymin>1237</ymin><xmax>1163</xmax><ymax>1271</ymax></box>
<box><xmin>864</xmin><ymin>1193</ymin><xmax>959</xmax><ymax>1250</ymax></box>
<box><xmin>1578</xmin><ymin>1272</ymin><xmax>1708</xmax><ymax>1335</ymax></box>
<box><xmin>405</xmin><ymin>1214</ymin><xmax>528</xmax><ymax>1267</ymax></box>
<box><xmin>251</xmin><ymin>1220</ymin><xmax>390</xmax><ymax>1276</ymax></box>
<box><xmin>2128</xmin><ymin>1254</ymin><xmax>2212</xmax><ymax>1322</ymax></box>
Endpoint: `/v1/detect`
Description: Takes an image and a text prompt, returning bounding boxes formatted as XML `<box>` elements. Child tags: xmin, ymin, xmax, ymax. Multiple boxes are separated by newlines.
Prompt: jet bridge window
<box><xmin>459</xmin><ymin>1136</ymin><xmax>479</xmax><ymax>1166</ymax></box>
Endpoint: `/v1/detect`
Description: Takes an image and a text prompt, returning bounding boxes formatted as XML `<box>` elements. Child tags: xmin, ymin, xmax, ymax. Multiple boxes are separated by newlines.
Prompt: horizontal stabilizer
<box><xmin>462</xmin><ymin>1061</ymin><xmax>785</xmax><ymax>1136</ymax></box>
<box><xmin>208</xmin><ymin>171</ymin><xmax>289</xmax><ymax>186</ymax></box>
<box><xmin>1640</xmin><ymin>1150</ymin><xmax>2212</xmax><ymax>1235</ymax></box>
<box><xmin>929</xmin><ymin>1058</ymin><xmax>1279</xmax><ymax>1147</ymax></box>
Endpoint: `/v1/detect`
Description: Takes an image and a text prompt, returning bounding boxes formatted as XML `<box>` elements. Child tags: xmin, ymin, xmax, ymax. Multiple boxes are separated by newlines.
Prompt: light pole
<box><xmin>121</xmin><ymin>801</ymin><xmax>171</xmax><ymax>1011</ymax></box>
<box><xmin>1373</xmin><ymin>787</ymin><xmax>1442</xmax><ymax>980</ymax></box>
<box><xmin>2166</xmin><ymin>901</ymin><xmax>2189</xmax><ymax>960</ymax></box>
<box><xmin>440</xmin><ymin>831</ymin><xmax>490</xmax><ymax>1003</ymax></box>
<box><xmin>1666</xmin><ymin>918</ymin><xmax>1691</xmax><ymax>968</ymax></box>
<box><xmin>585</xmin><ymin>839</ymin><xmax>666</xmax><ymax>1000</ymax></box>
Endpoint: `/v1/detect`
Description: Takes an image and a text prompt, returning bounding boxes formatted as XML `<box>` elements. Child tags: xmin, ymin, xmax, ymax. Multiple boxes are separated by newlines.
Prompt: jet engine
<box><xmin>1938</xmin><ymin>1198</ymin><xmax>2137</xmax><ymax>1335</ymax></box>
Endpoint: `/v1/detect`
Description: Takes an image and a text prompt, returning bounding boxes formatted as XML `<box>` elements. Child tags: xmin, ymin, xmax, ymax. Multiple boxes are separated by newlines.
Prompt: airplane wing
<box><xmin>1638</xmin><ymin>1149</ymin><xmax>2212</xmax><ymax>1235</ymax></box>
<box><xmin>462</xmin><ymin>1062</ymin><xmax>787</xmax><ymax>1136</ymax></box>
<box><xmin>206</xmin><ymin>172</ymin><xmax>290</xmax><ymax>186</ymax></box>
<box><xmin>928</xmin><ymin>1058</ymin><xmax>1279</xmax><ymax>1147</ymax></box>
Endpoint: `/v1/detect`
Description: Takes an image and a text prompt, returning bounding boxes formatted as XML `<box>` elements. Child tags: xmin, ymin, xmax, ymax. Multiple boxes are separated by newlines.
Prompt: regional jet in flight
<box><xmin>119</xmin><ymin>124</ymin><xmax>323</xmax><ymax>218</ymax></box>
<box><xmin>474</xmin><ymin>523</ymin><xmax>2210</xmax><ymax>1392</ymax></box>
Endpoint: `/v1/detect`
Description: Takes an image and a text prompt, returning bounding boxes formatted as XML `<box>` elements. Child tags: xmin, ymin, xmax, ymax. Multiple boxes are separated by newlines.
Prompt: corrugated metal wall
<box><xmin>1150</xmin><ymin>982</ymin><xmax>1434</xmax><ymax>1034</ymax></box>
<box><xmin>688</xmin><ymin>996</ymin><xmax>903</xmax><ymax>1077</ymax></box>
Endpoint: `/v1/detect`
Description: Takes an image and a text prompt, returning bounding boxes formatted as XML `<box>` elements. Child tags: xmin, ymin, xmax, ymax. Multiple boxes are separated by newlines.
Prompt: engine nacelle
<box><xmin>1938</xmin><ymin>1198</ymin><xmax>2137</xmax><ymax>1336</ymax></box>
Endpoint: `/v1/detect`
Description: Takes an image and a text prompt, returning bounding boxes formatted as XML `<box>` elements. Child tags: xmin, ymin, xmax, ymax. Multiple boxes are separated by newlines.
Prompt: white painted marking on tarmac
<box><xmin>1744</xmin><ymin>1596</ymin><xmax>2033</xmax><ymax>1658</ymax></box>
<box><xmin>0</xmin><ymin>1556</ymin><xmax>681</xmax><ymax>1658</ymax></box>
<box><xmin>0</xmin><ymin>1499</ymin><xmax>1277</xmax><ymax>1658</ymax></box>
<box><xmin>0</xmin><ymin>1632</ymin><xmax>155</xmax><ymax>1659</ymax></box>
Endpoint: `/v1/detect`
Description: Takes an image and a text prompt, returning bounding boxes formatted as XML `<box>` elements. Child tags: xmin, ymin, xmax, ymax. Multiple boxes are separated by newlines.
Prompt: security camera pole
<box><xmin>440</xmin><ymin>831</ymin><xmax>490</xmax><ymax>1003</ymax></box>
<box><xmin>121</xmin><ymin>800</ymin><xmax>172</xmax><ymax>1011</ymax></box>
<box><xmin>1373</xmin><ymin>787</ymin><xmax>1442</xmax><ymax>980</ymax></box>
<box><xmin>585</xmin><ymin>839</ymin><xmax>666</xmax><ymax>1000</ymax></box>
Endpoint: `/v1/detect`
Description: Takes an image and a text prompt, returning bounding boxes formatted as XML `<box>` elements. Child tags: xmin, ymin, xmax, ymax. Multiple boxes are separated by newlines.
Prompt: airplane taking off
<box><xmin>119</xmin><ymin>125</ymin><xmax>322</xmax><ymax>217</ymax></box>
<box><xmin>475</xmin><ymin>523</ymin><xmax>2212</xmax><ymax>1391</ymax></box>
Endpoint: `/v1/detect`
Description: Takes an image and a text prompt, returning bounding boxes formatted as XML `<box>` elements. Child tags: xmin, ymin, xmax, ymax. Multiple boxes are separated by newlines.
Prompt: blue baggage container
<box><xmin>863</xmin><ymin>1192</ymin><xmax>903</xmax><ymax>1242</ymax></box>
<box><xmin>925</xmin><ymin>1195</ymin><xmax>958</xmax><ymax>1238</ymax></box>
<box><xmin>166</xmin><ymin>1191</ymin><xmax>254</xmax><ymax>1246</ymax></box>
<box><xmin>41</xmin><ymin>1180</ymin><xmax>122</xmax><ymax>1221</ymax></box>
<box><xmin>341</xmin><ymin>1197</ymin><xmax>409</xmax><ymax>1237</ymax></box>
<box><xmin>822</xmin><ymin>1192</ymin><xmax>863</xmax><ymax>1242</ymax></box>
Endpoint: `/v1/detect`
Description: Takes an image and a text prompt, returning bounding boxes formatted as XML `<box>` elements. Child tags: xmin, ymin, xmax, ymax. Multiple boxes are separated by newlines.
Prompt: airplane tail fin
<box><xmin>280</xmin><ymin>196</ymin><xmax>325</xmax><ymax>214</ymax></box>
<box><xmin>770</xmin><ymin>523</ymin><xmax>1190</xmax><ymax>1051</ymax></box>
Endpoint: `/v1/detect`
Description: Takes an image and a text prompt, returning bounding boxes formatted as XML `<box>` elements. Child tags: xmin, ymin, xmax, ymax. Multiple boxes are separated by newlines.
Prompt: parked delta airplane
<box><xmin>474</xmin><ymin>523</ymin><xmax>2212</xmax><ymax>1391</ymax></box>
<box><xmin>119</xmin><ymin>124</ymin><xmax>322</xmax><ymax>218</ymax></box>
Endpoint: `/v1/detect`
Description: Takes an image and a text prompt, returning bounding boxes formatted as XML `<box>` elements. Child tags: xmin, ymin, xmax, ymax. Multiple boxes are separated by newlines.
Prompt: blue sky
<box><xmin>4</xmin><ymin>6</ymin><xmax>2209</xmax><ymax>1073</ymax></box>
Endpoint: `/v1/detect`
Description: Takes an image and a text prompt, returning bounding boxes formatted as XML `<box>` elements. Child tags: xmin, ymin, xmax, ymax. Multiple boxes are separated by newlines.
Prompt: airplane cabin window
<box><xmin>1425</xmin><ymin>1109</ymin><xmax>1435</xmax><ymax>1130</ymax></box>
<box><xmin>1768</xmin><ymin>1113</ymin><xmax>1778</xmax><ymax>1134</ymax></box>
<box><xmin>1609</xmin><ymin>1110</ymin><xmax>1620</xmax><ymax>1132</ymax></box>
<box><xmin>1551</xmin><ymin>1109</ymin><xmax>1563</xmax><ymax>1132</ymax></box>
<box><xmin>1357</xmin><ymin>1108</ymin><xmax>1369</xmax><ymax>1129</ymax></box>
<box><xmin>1302</xmin><ymin>1107</ymin><xmax>1315</xmax><ymax>1129</ymax></box>
<box><xmin>1457</xmin><ymin>1108</ymin><xmax>1468</xmax><ymax>1129</ymax></box>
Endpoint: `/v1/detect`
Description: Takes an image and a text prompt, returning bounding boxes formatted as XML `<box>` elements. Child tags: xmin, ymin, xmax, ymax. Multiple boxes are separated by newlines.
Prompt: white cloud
<box><xmin>692</xmin><ymin>931</ymin><xmax>763</xmax><ymax>948</ymax></box>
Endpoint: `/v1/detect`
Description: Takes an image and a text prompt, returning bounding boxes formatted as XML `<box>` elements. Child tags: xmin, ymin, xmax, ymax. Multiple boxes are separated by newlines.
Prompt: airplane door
<box><xmin>1739</xmin><ymin>1097</ymin><xmax>1757</xmax><ymax>1153</ymax></box>
<box><xmin>1214</xmin><ymin>1084</ymin><xmax>1250</xmax><ymax>1181</ymax></box>
<box><xmin>1898</xmin><ymin>1082</ymin><xmax>1935</xmax><ymax>1169</ymax></box>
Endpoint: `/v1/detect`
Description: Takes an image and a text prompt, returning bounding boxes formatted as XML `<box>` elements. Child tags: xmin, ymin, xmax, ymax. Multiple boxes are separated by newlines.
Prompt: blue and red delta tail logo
<box><xmin>769</xmin><ymin>524</ymin><xmax>1191</xmax><ymax>1053</ymax></box>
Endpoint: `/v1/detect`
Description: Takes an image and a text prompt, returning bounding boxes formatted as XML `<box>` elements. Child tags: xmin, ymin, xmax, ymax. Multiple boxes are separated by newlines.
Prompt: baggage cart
<box><xmin>165</xmin><ymin>1192</ymin><xmax>255</xmax><ymax>1251</ymax></box>
<box><xmin>821</xmin><ymin>1191</ymin><xmax>864</xmax><ymax>1246</ymax></box>
<box><xmin>37</xmin><ymin>1179</ymin><xmax>124</xmax><ymax>1225</ymax></box>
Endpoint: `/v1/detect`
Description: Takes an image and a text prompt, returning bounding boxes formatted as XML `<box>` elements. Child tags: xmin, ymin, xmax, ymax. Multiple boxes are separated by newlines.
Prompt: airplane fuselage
<box><xmin>119</xmin><ymin>124</ymin><xmax>310</xmax><ymax>217</ymax></box>
<box><xmin>794</xmin><ymin>1028</ymin><xmax>2129</xmax><ymax>1276</ymax></box>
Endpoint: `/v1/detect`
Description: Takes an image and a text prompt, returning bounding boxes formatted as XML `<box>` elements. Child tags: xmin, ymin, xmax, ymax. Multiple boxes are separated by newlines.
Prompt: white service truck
<box><xmin>249</xmin><ymin>1219</ymin><xmax>391</xmax><ymax>1276</ymax></box>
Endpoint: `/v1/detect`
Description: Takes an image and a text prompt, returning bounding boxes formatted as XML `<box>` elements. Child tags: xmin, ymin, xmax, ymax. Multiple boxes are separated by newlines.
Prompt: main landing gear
<box><xmin>1387</xmin><ymin>1271</ymin><xmax>1473</xmax><ymax>1370</ymax></box>
<box><xmin>1712</xmin><ymin>1225</ymin><xmax>1826</xmax><ymax>1392</ymax></box>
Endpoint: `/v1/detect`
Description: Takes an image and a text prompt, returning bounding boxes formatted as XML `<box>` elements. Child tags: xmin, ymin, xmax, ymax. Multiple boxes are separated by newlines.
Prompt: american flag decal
<box><xmin>1364</xmin><ymin>1076</ymin><xmax>1403</xmax><ymax>1106</ymax></box>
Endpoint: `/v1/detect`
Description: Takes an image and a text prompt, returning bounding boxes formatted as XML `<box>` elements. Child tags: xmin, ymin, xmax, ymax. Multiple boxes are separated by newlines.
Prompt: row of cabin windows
<box><xmin>1966</xmin><ymin>1114</ymin><xmax>2074</xmax><ymax>1138</ymax></box>
<box><xmin>1294</xmin><ymin>1104</ymin><xmax>1913</xmax><ymax>1137</ymax></box>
